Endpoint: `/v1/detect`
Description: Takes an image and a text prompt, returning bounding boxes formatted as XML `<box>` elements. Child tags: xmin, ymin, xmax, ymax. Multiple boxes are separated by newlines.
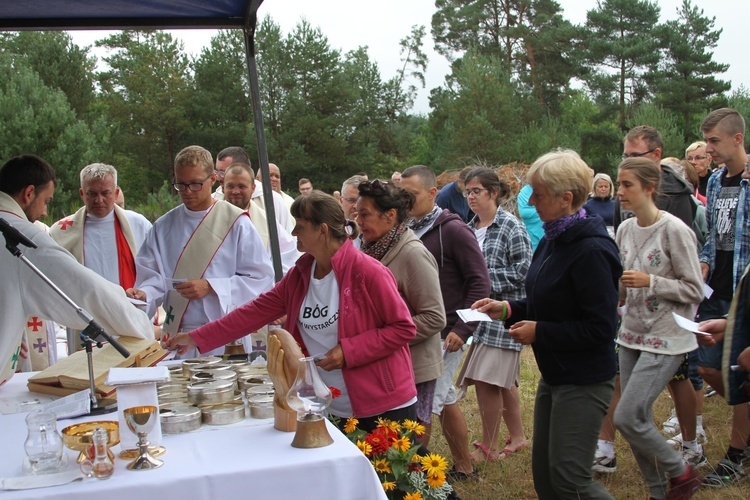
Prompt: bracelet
<box><xmin>500</xmin><ymin>301</ymin><xmax>508</xmax><ymax>321</ymax></box>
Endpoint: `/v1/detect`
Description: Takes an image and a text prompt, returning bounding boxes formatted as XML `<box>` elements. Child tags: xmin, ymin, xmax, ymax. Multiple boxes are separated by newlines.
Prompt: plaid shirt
<box><xmin>699</xmin><ymin>166</ymin><xmax>750</xmax><ymax>291</ymax></box>
<box><xmin>469</xmin><ymin>207</ymin><xmax>532</xmax><ymax>351</ymax></box>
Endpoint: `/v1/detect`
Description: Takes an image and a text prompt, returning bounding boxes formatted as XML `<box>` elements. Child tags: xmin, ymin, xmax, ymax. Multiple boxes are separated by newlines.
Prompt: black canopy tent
<box><xmin>0</xmin><ymin>0</ymin><xmax>285</xmax><ymax>281</ymax></box>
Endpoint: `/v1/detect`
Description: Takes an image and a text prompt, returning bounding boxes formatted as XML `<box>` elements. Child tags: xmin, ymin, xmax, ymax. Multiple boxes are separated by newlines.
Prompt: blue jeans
<box><xmin>696</xmin><ymin>296</ymin><xmax>731</xmax><ymax>369</ymax></box>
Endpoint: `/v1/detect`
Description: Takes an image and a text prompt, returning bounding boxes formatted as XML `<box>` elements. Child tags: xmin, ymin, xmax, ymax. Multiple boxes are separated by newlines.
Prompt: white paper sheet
<box><xmin>671</xmin><ymin>312</ymin><xmax>711</xmax><ymax>336</ymax></box>
<box><xmin>703</xmin><ymin>283</ymin><xmax>713</xmax><ymax>299</ymax></box>
<box><xmin>456</xmin><ymin>308</ymin><xmax>493</xmax><ymax>322</ymax></box>
<box><xmin>105</xmin><ymin>366</ymin><xmax>169</xmax><ymax>386</ymax></box>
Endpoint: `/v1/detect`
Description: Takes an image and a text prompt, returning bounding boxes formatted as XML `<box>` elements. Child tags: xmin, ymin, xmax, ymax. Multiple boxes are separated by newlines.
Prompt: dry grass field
<box><xmin>426</xmin><ymin>348</ymin><xmax>748</xmax><ymax>499</ymax></box>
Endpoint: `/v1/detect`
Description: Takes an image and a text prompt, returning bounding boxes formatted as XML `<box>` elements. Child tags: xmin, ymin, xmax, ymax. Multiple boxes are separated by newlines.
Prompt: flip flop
<box><xmin>471</xmin><ymin>441</ymin><xmax>499</xmax><ymax>463</ymax></box>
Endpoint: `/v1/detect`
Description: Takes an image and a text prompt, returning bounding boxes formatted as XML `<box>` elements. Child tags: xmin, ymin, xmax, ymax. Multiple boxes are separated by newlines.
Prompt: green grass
<box><xmin>426</xmin><ymin>348</ymin><xmax>747</xmax><ymax>499</ymax></box>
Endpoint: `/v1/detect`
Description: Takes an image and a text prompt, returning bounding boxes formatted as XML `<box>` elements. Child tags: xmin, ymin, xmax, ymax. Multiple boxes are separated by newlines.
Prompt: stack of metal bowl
<box><xmin>157</xmin><ymin>356</ymin><xmax>274</xmax><ymax>432</ymax></box>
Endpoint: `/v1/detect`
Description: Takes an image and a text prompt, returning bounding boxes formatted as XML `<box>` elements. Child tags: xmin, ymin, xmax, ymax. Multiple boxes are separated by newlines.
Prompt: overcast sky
<box><xmin>70</xmin><ymin>0</ymin><xmax>748</xmax><ymax>114</ymax></box>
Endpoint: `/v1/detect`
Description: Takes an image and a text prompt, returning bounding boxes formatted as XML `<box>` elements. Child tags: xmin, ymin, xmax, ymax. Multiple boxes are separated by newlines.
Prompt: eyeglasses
<box><xmin>463</xmin><ymin>188</ymin><xmax>488</xmax><ymax>198</ymax></box>
<box><xmin>686</xmin><ymin>155</ymin><xmax>709</xmax><ymax>162</ymax></box>
<box><xmin>214</xmin><ymin>169</ymin><xmax>226</xmax><ymax>179</ymax></box>
<box><xmin>343</xmin><ymin>197</ymin><xmax>358</xmax><ymax>204</ymax></box>
<box><xmin>172</xmin><ymin>173</ymin><xmax>213</xmax><ymax>192</ymax></box>
<box><xmin>622</xmin><ymin>148</ymin><xmax>657</xmax><ymax>160</ymax></box>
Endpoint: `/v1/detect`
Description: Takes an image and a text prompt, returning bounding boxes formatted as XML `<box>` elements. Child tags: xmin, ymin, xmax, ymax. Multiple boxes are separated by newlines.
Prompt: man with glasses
<box><xmin>339</xmin><ymin>175</ymin><xmax>367</xmax><ymax>220</ymax></box>
<box><xmin>127</xmin><ymin>146</ymin><xmax>274</xmax><ymax>358</ymax></box>
<box><xmin>613</xmin><ymin>125</ymin><xmax>695</xmax><ymax>233</ymax></box>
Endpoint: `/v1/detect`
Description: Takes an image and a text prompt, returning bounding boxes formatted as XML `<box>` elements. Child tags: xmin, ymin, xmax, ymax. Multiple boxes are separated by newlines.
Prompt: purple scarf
<box><xmin>543</xmin><ymin>208</ymin><xmax>586</xmax><ymax>240</ymax></box>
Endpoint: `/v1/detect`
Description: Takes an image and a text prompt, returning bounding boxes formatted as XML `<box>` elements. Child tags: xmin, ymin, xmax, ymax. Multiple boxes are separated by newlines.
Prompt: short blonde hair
<box><xmin>592</xmin><ymin>173</ymin><xmax>614</xmax><ymax>198</ymax></box>
<box><xmin>527</xmin><ymin>149</ymin><xmax>591</xmax><ymax>210</ymax></box>
<box><xmin>685</xmin><ymin>141</ymin><xmax>706</xmax><ymax>155</ymax></box>
<box><xmin>174</xmin><ymin>145</ymin><xmax>214</xmax><ymax>175</ymax></box>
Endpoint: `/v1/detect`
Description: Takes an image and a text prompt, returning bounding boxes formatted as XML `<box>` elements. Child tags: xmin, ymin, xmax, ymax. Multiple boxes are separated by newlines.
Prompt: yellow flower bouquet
<box><xmin>341</xmin><ymin>417</ymin><xmax>454</xmax><ymax>500</ymax></box>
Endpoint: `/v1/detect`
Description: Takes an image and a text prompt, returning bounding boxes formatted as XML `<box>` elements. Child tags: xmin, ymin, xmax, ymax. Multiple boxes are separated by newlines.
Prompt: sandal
<box><xmin>499</xmin><ymin>438</ymin><xmax>528</xmax><ymax>458</ymax></box>
<box><xmin>471</xmin><ymin>441</ymin><xmax>499</xmax><ymax>463</ymax></box>
<box><xmin>446</xmin><ymin>466</ymin><xmax>481</xmax><ymax>482</ymax></box>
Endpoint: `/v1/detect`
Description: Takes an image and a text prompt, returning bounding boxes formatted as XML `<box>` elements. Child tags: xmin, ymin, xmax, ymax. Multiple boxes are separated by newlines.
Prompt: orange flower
<box><xmin>426</xmin><ymin>471</ymin><xmax>446</xmax><ymax>488</ymax></box>
<box><xmin>403</xmin><ymin>493</ymin><xmax>423</xmax><ymax>500</ymax></box>
<box><xmin>391</xmin><ymin>435</ymin><xmax>412</xmax><ymax>452</ymax></box>
<box><xmin>356</xmin><ymin>439</ymin><xmax>372</xmax><ymax>457</ymax></box>
<box><xmin>381</xmin><ymin>481</ymin><xmax>396</xmax><ymax>492</ymax></box>
<box><xmin>343</xmin><ymin>418</ymin><xmax>359</xmax><ymax>434</ymax></box>
<box><xmin>371</xmin><ymin>458</ymin><xmax>391</xmax><ymax>474</ymax></box>
<box><xmin>402</xmin><ymin>419</ymin><xmax>426</xmax><ymax>436</ymax></box>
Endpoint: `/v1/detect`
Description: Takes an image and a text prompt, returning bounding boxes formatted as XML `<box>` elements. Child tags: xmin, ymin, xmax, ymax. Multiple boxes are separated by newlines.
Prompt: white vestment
<box><xmin>212</xmin><ymin>185</ymin><xmax>224</xmax><ymax>202</ymax></box>
<box><xmin>135</xmin><ymin>202</ymin><xmax>275</xmax><ymax>357</ymax></box>
<box><xmin>246</xmin><ymin>201</ymin><xmax>301</xmax><ymax>275</ymax></box>
<box><xmin>51</xmin><ymin>208</ymin><xmax>151</xmax><ymax>285</ymax></box>
<box><xmin>278</xmin><ymin>190</ymin><xmax>295</xmax><ymax>210</ymax></box>
<box><xmin>252</xmin><ymin>181</ymin><xmax>295</xmax><ymax>233</ymax></box>
<box><xmin>0</xmin><ymin>192</ymin><xmax>153</xmax><ymax>387</ymax></box>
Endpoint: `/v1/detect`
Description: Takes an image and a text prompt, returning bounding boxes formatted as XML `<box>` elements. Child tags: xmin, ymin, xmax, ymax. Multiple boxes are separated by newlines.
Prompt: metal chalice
<box><xmin>123</xmin><ymin>406</ymin><xmax>164</xmax><ymax>470</ymax></box>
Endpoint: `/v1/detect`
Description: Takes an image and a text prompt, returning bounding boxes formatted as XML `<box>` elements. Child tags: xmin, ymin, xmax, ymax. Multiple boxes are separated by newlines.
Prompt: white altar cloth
<box><xmin>0</xmin><ymin>373</ymin><xmax>387</xmax><ymax>500</ymax></box>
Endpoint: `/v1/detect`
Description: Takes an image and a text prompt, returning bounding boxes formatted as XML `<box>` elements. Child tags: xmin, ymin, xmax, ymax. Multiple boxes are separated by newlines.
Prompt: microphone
<box><xmin>0</xmin><ymin>217</ymin><xmax>37</xmax><ymax>249</ymax></box>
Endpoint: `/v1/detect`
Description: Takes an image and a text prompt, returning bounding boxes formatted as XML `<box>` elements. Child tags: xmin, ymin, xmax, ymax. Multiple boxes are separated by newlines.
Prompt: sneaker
<box><xmin>682</xmin><ymin>446</ymin><xmax>708</xmax><ymax>468</ymax></box>
<box><xmin>702</xmin><ymin>458</ymin><xmax>746</xmax><ymax>488</ymax></box>
<box><xmin>704</xmin><ymin>387</ymin><xmax>717</xmax><ymax>398</ymax></box>
<box><xmin>592</xmin><ymin>450</ymin><xmax>617</xmax><ymax>474</ymax></box>
<box><xmin>666</xmin><ymin>465</ymin><xmax>702</xmax><ymax>500</ymax></box>
<box><xmin>446</xmin><ymin>466</ymin><xmax>481</xmax><ymax>482</ymax></box>
<box><xmin>663</xmin><ymin>409</ymin><xmax>679</xmax><ymax>434</ymax></box>
<box><xmin>667</xmin><ymin>431</ymin><xmax>708</xmax><ymax>448</ymax></box>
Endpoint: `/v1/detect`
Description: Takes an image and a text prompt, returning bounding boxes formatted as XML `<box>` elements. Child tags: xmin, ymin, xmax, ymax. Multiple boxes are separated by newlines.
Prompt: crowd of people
<box><xmin>1</xmin><ymin>107</ymin><xmax>750</xmax><ymax>499</ymax></box>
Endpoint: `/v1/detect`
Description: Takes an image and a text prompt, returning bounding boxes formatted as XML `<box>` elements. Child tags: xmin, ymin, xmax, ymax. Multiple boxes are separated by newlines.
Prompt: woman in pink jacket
<box><xmin>168</xmin><ymin>191</ymin><xmax>418</xmax><ymax>427</ymax></box>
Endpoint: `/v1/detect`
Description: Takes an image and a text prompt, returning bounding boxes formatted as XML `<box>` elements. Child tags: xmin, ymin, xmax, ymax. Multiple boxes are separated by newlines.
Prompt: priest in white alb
<box><xmin>215</xmin><ymin>146</ymin><xmax>295</xmax><ymax>233</ymax></box>
<box><xmin>222</xmin><ymin>163</ymin><xmax>300</xmax><ymax>274</ymax></box>
<box><xmin>127</xmin><ymin>146</ymin><xmax>275</xmax><ymax>358</ymax></box>
<box><xmin>50</xmin><ymin>163</ymin><xmax>151</xmax><ymax>291</ymax></box>
<box><xmin>0</xmin><ymin>155</ymin><xmax>153</xmax><ymax>387</ymax></box>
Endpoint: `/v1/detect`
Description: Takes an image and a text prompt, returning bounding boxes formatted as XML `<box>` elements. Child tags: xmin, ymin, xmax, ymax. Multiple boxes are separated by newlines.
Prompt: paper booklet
<box><xmin>27</xmin><ymin>337</ymin><xmax>167</xmax><ymax>397</ymax></box>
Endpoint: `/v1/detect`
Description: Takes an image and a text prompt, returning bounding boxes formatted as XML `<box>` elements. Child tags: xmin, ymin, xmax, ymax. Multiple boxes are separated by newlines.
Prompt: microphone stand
<box><xmin>1</xmin><ymin>220</ymin><xmax>129</xmax><ymax>414</ymax></box>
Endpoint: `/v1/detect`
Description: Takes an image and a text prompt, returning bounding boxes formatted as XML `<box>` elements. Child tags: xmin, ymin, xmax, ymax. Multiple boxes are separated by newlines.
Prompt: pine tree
<box><xmin>579</xmin><ymin>0</ymin><xmax>661</xmax><ymax>130</ymax></box>
<box><xmin>648</xmin><ymin>0</ymin><xmax>730</xmax><ymax>142</ymax></box>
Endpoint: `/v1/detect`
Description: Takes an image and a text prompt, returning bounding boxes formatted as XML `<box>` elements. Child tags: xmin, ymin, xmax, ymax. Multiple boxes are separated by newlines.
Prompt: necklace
<box><xmin>652</xmin><ymin>209</ymin><xmax>662</xmax><ymax>226</ymax></box>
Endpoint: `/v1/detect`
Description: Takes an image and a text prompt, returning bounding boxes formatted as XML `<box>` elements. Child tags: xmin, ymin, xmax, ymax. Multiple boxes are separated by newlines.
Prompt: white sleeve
<box><xmin>203</xmin><ymin>218</ymin><xmax>276</xmax><ymax>315</ymax></box>
<box><xmin>134</xmin><ymin>226</ymin><xmax>168</xmax><ymax>319</ymax></box>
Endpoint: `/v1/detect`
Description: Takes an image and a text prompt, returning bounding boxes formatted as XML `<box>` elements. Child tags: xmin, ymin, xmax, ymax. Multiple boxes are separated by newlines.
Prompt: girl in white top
<box><xmin>613</xmin><ymin>157</ymin><xmax>704</xmax><ymax>499</ymax></box>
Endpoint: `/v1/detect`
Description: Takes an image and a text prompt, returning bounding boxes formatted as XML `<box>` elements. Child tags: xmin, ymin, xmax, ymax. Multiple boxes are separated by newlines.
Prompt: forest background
<box><xmin>0</xmin><ymin>0</ymin><xmax>747</xmax><ymax>222</ymax></box>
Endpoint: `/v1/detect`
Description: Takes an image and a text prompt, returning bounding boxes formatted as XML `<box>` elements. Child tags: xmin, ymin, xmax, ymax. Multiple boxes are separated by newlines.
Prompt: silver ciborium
<box><xmin>123</xmin><ymin>406</ymin><xmax>164</xmax><ymax>470</ymax></box>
